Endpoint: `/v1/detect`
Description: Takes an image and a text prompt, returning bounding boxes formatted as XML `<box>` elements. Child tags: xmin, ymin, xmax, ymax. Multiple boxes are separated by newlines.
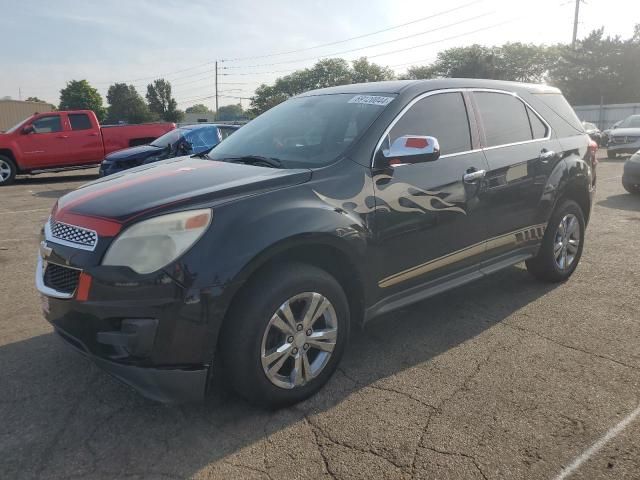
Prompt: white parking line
<box><xmin>0</xmin><ymin>208</ymin><xmax>50</xmax><ymax>215</ymax></box>
<box><xmin>553</xmin><ymin>403</ymin><xmax>640</xmax><ymax>480</ymax></box>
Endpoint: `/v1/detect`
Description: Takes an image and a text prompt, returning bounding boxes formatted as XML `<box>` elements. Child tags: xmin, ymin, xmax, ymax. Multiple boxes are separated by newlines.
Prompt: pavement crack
<box><xmin>421</xmin><ymin>446</ymin><xmax>489</xmax><ymax>480</ymax></box>
<box><xmin>304</xmin><ymin>415</ymin><xmax>338</xmax><ymax>480</ymax></box>
<box><xmin>502</xmin><ymin>322</ymin><xmax>639</xmax><ymax>371</ymax></box>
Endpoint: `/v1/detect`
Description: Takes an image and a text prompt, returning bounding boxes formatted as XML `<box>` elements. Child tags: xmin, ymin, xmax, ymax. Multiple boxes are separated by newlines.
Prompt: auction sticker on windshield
<box><xmin>348</xmin><ymin>95</ymin><xmax>394</xmax><ymax>106</ymax></box>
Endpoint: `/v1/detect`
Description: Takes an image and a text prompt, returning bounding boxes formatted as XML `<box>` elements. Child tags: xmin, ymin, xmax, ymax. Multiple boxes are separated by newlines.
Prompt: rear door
<box><xmin>15</xmin><ymin>114</ymin><xmax>67</xmax><ymax>168</ymax></box>
<box><xmin>372</xmin><ymin>90</ymin><xmax>491</xmax><ymax>292</ymax></box>
<box><xmin>65</xmin><ymin>112</ymin><xmax>103</xmax><ymax>164</ymax></box>
<box><xmin>471</xmin><ymin>90</ymin><xmax>562</xmax><ymax>260</ymax></box>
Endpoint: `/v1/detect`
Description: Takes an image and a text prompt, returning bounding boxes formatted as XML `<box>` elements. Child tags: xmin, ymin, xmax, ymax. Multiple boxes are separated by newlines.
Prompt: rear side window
<box><xmin>534</xmin><ymin>93</ymin><xmax>583</xmax><ymax>133</ymax></box>
<box><xmin>32</xmin><ymin>115</ymin><xmax>62</xmax><ymax>134</ymax></box>
<box><xmin>389</xmin><ymin>92</ymin><xmax>472</xmax><ymax>155</ymax></box>
<box><xmin>474</xmin><ymin>92</ymin><xmax>532</xmax><ymax>147</ymax></box>
<box><xmin>69</xmin><ymin>113</ymin><xmax>92</xmax><ymax>131</ymax></box>
<box><xmin>527</xmin><ymin>107</ymin><xmax>548</xmax><ymax>139</ymax></box>
<box><xmin>218</xmin><ymin>127</ymin><xmax>236</xmax><ymax>140</ymax></box>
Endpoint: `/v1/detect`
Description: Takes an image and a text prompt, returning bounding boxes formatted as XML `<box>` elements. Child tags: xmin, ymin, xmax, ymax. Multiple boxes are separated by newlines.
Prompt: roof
<box><xmin>298</xmin><ymin>78</ymin><xmax>561</xmax><ymax>97</ymax></box>
<box><xmin>180</xmin><ymin>123</ymin><xmax>241</xmax><ymax>130</ymax></box>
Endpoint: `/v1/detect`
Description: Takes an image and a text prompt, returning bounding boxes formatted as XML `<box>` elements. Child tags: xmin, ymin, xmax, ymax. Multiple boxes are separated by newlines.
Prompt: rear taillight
<box><xmin>588</xmin><ymin>139</ymin><xmax>598</xmax><ymax>166</ymax></box>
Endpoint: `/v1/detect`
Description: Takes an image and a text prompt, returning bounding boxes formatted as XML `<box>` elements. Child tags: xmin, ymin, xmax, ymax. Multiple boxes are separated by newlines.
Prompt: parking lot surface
<box><xmin>1</xmin><ymin>154</ymin><xmax>638</xmax><ymax>480</ymax></box>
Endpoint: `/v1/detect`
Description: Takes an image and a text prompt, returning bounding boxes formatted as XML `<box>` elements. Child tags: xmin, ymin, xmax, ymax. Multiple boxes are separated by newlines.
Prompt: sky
<box><xmin>0</xmin><ymin>0</ymin><xmax>638</xmax><ymax>111</ymax></box>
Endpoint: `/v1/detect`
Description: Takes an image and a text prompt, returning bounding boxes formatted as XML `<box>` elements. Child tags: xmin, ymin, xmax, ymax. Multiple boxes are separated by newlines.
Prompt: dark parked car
<box><xmin>582</xmin><ymin>121</ymin><xmax>602</xmax><ymax>146</ymax></box>
<box><xmin>37</xmin><ymin>79</ymin><xmax>595</xmax><ymax>407</ymax></box>
<box><xmin>622</xmin><ymin>150</ymin><xmax>640</xmax><ymax>194</ymax></box>
<box><xmin>607</xmin><ymin>115</ymin><xmax>640</xmax><ymax>158</ymax></box>
<box><xmin>99</xmin><ymin>123</ymin><xmax>240</xmax><ymax>176</ymax></box>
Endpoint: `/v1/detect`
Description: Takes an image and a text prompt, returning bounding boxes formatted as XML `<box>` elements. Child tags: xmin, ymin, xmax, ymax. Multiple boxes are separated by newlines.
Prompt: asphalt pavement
<box><xmin>0</xmin><ymin>153</ymin><xmax>638</xmax><ymax>479</ymax></box>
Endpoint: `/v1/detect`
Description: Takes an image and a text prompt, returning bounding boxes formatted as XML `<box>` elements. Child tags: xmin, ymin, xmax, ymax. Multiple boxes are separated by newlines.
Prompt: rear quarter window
<box><xmin>533</xmin><ymin>93</ymin><xmax>584</xmax><ymax>135</ymax></box>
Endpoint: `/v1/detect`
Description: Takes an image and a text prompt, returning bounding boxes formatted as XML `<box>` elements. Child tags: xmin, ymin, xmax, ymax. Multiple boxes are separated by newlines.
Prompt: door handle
<box><xmin>88</xmin><ymin>132</ymin><xmax>99</xmax><ymax>137</ymax></box>
<box><xmin>539</xmin><ymin>149</ymin><xmax>555</xmax><ymax>162</ymax></box>
<box><xmin>463</xmin><ymin>169</ymin><xmax>486</xmax><ymax>183</ymax></box>
<box><xmin>56</xmin><ymin>135</ymin><xmax>69</xmax><ymax>139</ymax></box>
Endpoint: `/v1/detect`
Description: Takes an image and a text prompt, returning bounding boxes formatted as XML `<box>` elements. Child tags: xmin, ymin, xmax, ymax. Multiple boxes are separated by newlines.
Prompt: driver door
<box><xmin>15</xmin><ymin>114</ymin><xmax>68</xmax><ymax>168</ymax></box>
<box><xmin>372</xmin><ymin>91</ymin><xmax>491</xmax><ymax>293</ymax></box>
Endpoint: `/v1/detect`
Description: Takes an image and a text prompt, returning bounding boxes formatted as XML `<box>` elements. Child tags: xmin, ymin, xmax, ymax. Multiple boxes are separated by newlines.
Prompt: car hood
<box><xmin>54</xmin><ymin>156</ymin><xmax>312</xmax><ymax>226</ymax></box>
<box><xmin>104</xmin><ymin>144</ymin><xmax>164</xmax><ymax>161</ymax></box>
<box><xmin>611</xmin><ymin>128</ymin><xmax>640</xmax><ymax>136</ymax></box>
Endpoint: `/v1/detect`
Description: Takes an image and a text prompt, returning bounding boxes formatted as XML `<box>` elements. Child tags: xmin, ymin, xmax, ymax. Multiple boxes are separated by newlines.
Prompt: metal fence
<box><xmin>573</xmin><ymin>103</ymin><xmax>640</xmax><ymax>130</ymax></box>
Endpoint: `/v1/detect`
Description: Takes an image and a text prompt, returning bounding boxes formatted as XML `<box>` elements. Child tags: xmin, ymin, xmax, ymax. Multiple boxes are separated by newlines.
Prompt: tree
<box><xmin>216</xmin><ymin>104</ymin><xmax>246</xmax><ymax>121</ymax></box>
<box><xmin>146</xmin><ymin>79</ymin><xmax>184</xmax><ymax>122</ymax></box>
<box><xmin>351</xmin><ymin>57</ymin><xmax>395</xmax><ymax>83</ymax></box>
<box><xmin>548</xmin><ymin>27</ymin><xmax>640</xmax><ymax>105</ymax></box>
<box><xmin>249</xmin><ymin>57</ymin><xmax>393</xmax><ymax>116</ymax></box>
<box><xmin>185</xmin><ymin>103</ymin><xmax>212</xmax><ymax>114</ymax></box>
<box><xmin>59</xmin><ymin>80</ymin><xmax>106</xmax><ymax>121</ymax></box>
<box><xmin>105</xmin><ymin>83</ymin><xmax>154</xmax><ymax>124</ymax></box>
<box><xmin>26</xmin><ymin>96</ymin><xmax>46</xmax><ymax>103</ymax></box>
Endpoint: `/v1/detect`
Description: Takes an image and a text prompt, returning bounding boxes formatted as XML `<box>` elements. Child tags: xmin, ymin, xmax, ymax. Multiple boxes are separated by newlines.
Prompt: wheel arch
<box><xmin>0</xmin><ymin>149</ymin><xmax>19</xmax><ymax>171</ymax></box>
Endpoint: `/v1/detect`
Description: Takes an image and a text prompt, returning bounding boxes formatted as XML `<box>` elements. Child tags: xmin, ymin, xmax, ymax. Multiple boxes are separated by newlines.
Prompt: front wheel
<box><xmin>623</xmin><ymin>179</ymin><xmax>640</xmax><ymax>195</ymax></box>
<box><xmin>219</xmin><ymin>263</ymin><xmax>350</xmax><ymax>408</ymax></box>
<box><xmin>526</xmin><ymin>200</ymin><xmax>585</xmax><ymax>282</ymax></box>
<box><xmin>0</xmin><ymin>155</ymin><xmax>17</xmax><ymax>186</ymax></box>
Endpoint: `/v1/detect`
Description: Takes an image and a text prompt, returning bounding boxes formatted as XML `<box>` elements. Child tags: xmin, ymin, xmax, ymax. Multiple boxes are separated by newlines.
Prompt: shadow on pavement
<box><xmin>0</xmin><ymin>265</ymin><xmax>559</xmax><ymax>478</ymax></box>
<box><xmin>597</xmin><ymin>193</ymin><xmax>640</xmax><ymax>212</ymax></box>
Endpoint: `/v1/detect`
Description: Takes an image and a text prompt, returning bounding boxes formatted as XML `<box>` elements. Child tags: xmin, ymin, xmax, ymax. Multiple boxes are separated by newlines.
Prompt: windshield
<box><xmin>150</xmin><ymin>128</ymin><xmax>186</xmax><ymax>147</ymax></box>
<box><xmin>5</xmin><ymin>117</ymin><xmax>31</xmax><ymax>134</ymax></box>
<box><xmin>619</xmin><ymin>115</ymin><xmax>640</xmax><ymax>129</ymax></box>
<box><xmin>209</xmin><ymin>93</ymin><xmax>395</xmax><ymax>168</ymax></box>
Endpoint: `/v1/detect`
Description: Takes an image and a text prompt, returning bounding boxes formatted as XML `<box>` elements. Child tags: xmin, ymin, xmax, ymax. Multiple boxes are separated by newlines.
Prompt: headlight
<box><xmin>102</xmin><ymin>209</ymin><xmax>212</xmax><ymax>274</ymax></box>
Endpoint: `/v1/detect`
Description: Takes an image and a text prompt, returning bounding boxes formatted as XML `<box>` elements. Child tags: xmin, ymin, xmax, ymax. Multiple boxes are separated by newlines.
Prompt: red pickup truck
<box><xmin>0</xmin><ymin>110</ymin><xmax>175</xmax><ymax>185</ymax></box>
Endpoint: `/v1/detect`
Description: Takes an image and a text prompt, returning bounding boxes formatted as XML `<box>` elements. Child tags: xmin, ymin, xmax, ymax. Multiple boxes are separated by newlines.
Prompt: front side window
<box><xmin>209</xmin><ymin>93</ymin><xmax>395</xmax><ymax>168</ymax></box>
<box><xmin>474</xmin><ymin>92</ymin><xmax>532</xmax><ymax>147</ymax></box>
<box><xmin>69</xmin><ymin>113</ymin><xmax>92</xmax><ymax>130</ymax></box>
<box><xmin>32</xmin><ymin>115</ymin><xmax>62</xmax><ymax>134</ymax></box>
<box><xmin>185</xmin><ymin>127</ymin><xmax>219</xmax><ymax>149</ymax></box>
<box><xmin>388</xmin><ymin>92</ymin><xmax>472</xmax><ymax>155</ymax></box>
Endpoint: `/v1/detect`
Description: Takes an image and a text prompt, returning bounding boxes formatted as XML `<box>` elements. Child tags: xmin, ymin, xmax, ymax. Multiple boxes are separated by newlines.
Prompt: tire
<box><xmin>607</xmin><ymin>150</ymin><xmax>617</xmax><ymax>159</ymax></box>
<box><xmin>526</xmin><ymin>199</ymin><xmax>585</xmax><ymax>283</ymax></box>
<box><xmin>622</xmin><ymin>179</ymin><xmax>640</xmax><ymax>195</ymax></box>
<box><xmin>219</xmin><ymin>262</ymin><xmax>350</xmax><ymax>408</ymax></box>
<box><xmin>0</xmin><ymin>155</ymin><xmax>17</xmax><ymax>186</ymax></box>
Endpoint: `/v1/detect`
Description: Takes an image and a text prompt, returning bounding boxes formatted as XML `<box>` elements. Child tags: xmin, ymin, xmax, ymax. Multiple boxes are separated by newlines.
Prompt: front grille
<box><xmin>612</xmin><ymin>136</ymin><xmax>639</xmax><ymax>144</ymax></box>
<box><xmin>44</xmin><ymin>263</ymin><xmax>80</xmax><ymax>294</ymax></box>
<box><xmin>49</xmin><ymin>218</ymin><xmax>97</xmax><ymax>249</ymax></box>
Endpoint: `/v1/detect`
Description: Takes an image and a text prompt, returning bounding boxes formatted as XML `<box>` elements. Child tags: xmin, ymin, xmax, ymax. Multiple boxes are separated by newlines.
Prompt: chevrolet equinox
<box><xmin>36</xmin><ymin>79</ymin><xmax>596</xmax><ymax>407</ymax></box>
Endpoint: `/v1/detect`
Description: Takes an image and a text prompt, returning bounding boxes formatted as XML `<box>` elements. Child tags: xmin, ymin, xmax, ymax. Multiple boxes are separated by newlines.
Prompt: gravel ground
<box><xmin>0</xmin><ymin>152</ymin><xmax>638</xmax><ymax>480</ymax></box>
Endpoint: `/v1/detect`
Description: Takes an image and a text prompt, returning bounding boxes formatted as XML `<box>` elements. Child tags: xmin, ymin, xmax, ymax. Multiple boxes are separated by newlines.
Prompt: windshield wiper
<box><xmin>192</xmin><ymin>151</ymin><xmax>210</xmax><ymax>159</ymax></box>
<box><xmin>223</xmin><ymin>155</ymin><xmax>283</xmax><ymax>168</ymax></box>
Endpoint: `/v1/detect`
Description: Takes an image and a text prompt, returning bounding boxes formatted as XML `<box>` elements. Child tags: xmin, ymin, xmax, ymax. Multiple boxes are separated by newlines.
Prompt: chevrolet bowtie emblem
<box><xmin>39</xmin><ymin>241</ymin><xmax>52</xmax><ymax>259</ymax></box>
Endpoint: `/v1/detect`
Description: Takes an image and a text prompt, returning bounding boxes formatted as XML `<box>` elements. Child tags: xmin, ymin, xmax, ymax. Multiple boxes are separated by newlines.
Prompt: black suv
<box><xmin>36</xmin><ymin>79</ymin><xmax>596</xmax><ymax>407</ymax></box>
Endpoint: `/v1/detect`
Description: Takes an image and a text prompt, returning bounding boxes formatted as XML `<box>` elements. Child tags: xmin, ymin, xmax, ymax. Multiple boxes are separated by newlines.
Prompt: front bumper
<box><xmin>608</xmin><ymin>141</ymin><xmax>640</xmax><ymax>155</ymax></box>
<box><xmin>35</xmin><ymin>243</ymin><xmax>227</xmax><ymax>403</ymax></box>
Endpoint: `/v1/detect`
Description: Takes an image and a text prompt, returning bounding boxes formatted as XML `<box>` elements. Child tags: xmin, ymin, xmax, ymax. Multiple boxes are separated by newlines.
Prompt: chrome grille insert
<box><xmin>47</xmin><ymin>218</ymin><xmax>98</xmax><ymax>251</ymax></box>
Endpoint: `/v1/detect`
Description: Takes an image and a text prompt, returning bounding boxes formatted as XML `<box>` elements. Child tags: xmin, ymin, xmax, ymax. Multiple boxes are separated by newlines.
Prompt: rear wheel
<box><xmin>220</xmin><ymin>263</ymin><xmax>350</xmax><ymax>408</ymax></box>
<box><xmin>526</xmin><ymin>200</ymin><xmax>585</xmax><ymax>282</ymax></box>
<box><xmin>607</xmin><ymin>150</ymin><xmax>617</xmax><ymax>159</ymax></box>
<box><xmin>0</xmin><ymin>155</ymin><xmax>17</xmax><ymax>186</ymax></box>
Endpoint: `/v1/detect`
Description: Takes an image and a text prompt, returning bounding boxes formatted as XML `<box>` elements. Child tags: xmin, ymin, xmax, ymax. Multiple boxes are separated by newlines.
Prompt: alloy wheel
<box><xmin>554</xmin><ymin>213</ymin><xmax>580</xmax><ymax>270</ymax></box>
<box><xmin>0</xmin><ymin>159</ymin><xmax>12</xmax><ymax>183</ymax></box>
<box><xmin>260</xmin><ymin>292</ymin><xmax>338</xmax><ymax>389</ymax></box>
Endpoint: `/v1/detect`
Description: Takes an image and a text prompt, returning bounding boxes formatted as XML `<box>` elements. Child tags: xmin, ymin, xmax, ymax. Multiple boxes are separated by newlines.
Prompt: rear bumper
<box><xmin>53</xmin><ymin>326</ymin><xmax>208</xmax><ymax>403</ymax></box>
<box><xmin>608</xmin><ymin>142</ymin><xmax>640</xmax><ymax>155</ymax></box>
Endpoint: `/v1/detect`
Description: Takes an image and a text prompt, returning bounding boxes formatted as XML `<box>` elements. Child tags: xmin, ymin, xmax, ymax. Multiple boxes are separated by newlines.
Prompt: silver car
<box><xmin>607</xmin><ymin>115</ymin><xmax>640</xmax><ymax>158</ymax></box>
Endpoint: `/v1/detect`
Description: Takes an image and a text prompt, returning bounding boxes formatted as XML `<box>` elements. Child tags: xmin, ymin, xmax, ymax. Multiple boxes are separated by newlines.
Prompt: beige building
<box><xmin>0</xmin><ymin>99</ymin><xmax>54</xmax><ymax>132</ymax></box>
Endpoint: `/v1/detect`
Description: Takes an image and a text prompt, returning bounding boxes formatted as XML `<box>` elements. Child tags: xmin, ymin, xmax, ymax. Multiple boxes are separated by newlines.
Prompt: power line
<box><xmin>222</xmin><ymin>0</ymin><xmax>483</xmax><ymax>62</ymax></box>
<box><xmin>222</xmin><ymin>12</ymin><xmax>494</xmax><ymax>70</ymax></box>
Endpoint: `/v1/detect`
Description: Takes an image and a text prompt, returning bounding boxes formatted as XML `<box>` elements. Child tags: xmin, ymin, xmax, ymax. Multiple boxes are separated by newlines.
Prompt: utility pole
<box><xmin>572</xmin><ymin>0</ymin><xmax>581</xmax><ymax>48</ymax></box>
<box><xmin>214</xmin><ymin>60</ymin><xmax>219</xmax><ymax>120</ymax></box>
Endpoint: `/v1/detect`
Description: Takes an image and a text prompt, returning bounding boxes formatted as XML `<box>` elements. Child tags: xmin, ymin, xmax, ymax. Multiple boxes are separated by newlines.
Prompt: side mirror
<box><xmin>22</xmin><ymin>125</ymin><xmax>35</xmax><ymax>134</ymax></box>
<box><xmin>375</xmin><ymin>135</ymin><xmax>440</xmax><ymax>167</ymax></box>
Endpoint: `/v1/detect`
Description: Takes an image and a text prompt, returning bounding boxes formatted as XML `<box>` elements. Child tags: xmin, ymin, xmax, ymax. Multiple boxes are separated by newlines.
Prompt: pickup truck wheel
<box><xmin>526</xmin><ymin>200</ymin><xmax>585</xmax><ymax>283</ymax></box>
<box><xmin>0</xmin><ymin>155</ymin><xmax>17</xmax><ymax>186</ymax></box>
<box><xmin>220</xmin><ymin>263</ymin><xmax>350</xmax><ymax>408</ymax></box>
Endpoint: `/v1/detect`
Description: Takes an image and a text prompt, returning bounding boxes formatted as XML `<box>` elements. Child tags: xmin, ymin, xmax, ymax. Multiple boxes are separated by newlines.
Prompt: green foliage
<box><xmin>146</xmin><ymin>79</ymin><xmax>184</xmax><ymax>122</ymax></box>
<box><xmin>547</xmin><ymin>27</ymin><xmax>640</xmax><ymax>105</ymax></box>
<box><xmin>26</xmin><ymin>96</ymin><xmax>45</xmax><ymax>103</ymax></box>
<box><xmin>185</xmin><ymin>103</ymin><xmax>212</xmax><ymax>114</ymax></box>
<box><xmin>403</xmin><ymin>43</ymin><xmax>554</xmax><ymax>82</ymax></box>
<box><xmin>249</xmin><ymin>57</ymin><xmax>395</xmax><ymax>116</ymax></box>
<box><xmin>59</xmin><ymin>80</ymin><xmax>106</xmax><ymax>121</ymax></box>
<box><xmin>216</xmin><ymin>104</ymin><xmax>246</xmax><ymax>121</ymax></box>
<box><xmin>105</xmin><ymin>83</ymin><xmax>155</xmax><ymax>124</ymax></box>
